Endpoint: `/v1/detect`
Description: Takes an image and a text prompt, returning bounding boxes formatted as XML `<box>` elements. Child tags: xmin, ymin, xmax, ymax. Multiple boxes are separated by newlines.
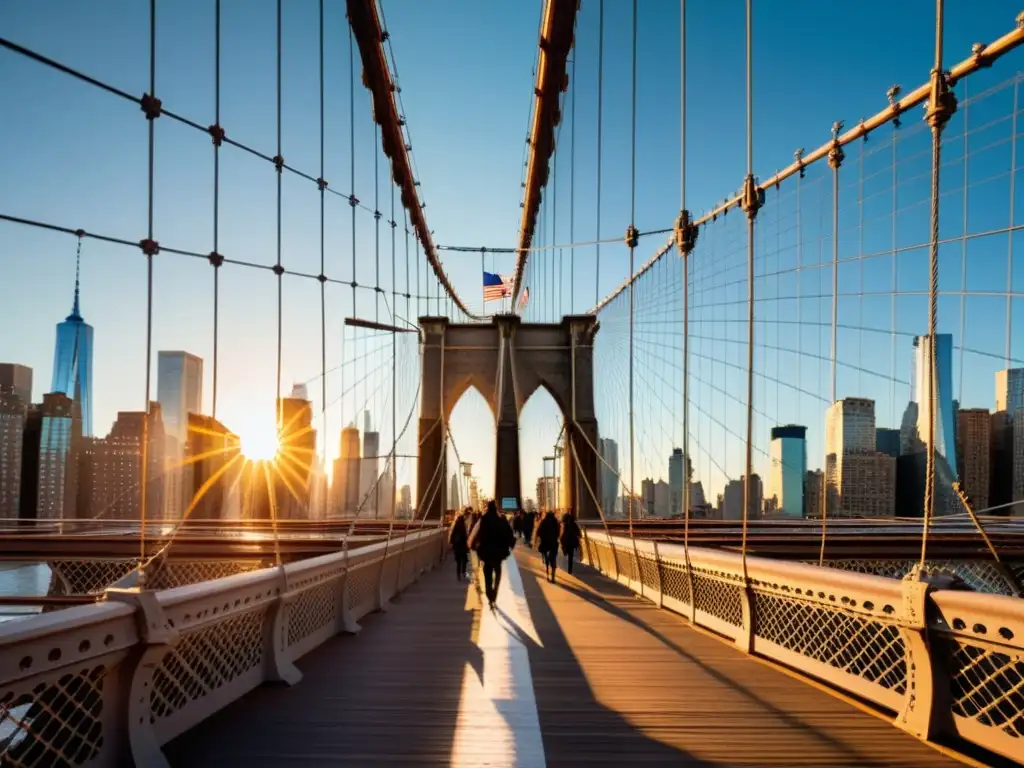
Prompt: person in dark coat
<box><xmin>534</xmin><ymin>510</ymin><xmax>561</xmax><ymax>582</ymax></box>
<box><xmin>560</xmin><ymin>509</ymin><xmax>582</xmax><ymax>575</ymax></box>
<box><xmin>522</xmin><ymin>510</ymin><xmax>536</xmax><ymax>549</ymax></box>
<box><xmin>448</xmin><ymin>508</ymin><xmax>471</xmax><ymax>581</ymax></box>
<box><xmin>468</xmin><ymin>500</ymin><xmax>515</xmax><ymax>609</ymax></box>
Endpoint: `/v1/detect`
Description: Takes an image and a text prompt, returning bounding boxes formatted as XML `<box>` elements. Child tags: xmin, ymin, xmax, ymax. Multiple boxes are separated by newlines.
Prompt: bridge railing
<box><xmin>0</xmin><ymin>527</ymin><xmax>444</xmax><ymax>767</ymax></box>
<box><xmin>581</xmin><ymin>529</ymin><xmax>1024</xmax><ymax>764</ymax></box>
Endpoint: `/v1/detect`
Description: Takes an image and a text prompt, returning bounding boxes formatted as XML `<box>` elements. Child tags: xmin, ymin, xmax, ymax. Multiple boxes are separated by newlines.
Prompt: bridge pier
<box><xmin>416</xmin><ymin>313</ymin><xmax>599</xmax><ymax>516</ymax></box>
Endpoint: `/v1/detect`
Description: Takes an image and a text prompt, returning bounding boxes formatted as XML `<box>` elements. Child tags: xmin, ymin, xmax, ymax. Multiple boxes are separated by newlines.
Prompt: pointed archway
<box><xmin>417</xmin><ymin>314</ymin><xmax>599</xmax><ymax>520</ymax></box>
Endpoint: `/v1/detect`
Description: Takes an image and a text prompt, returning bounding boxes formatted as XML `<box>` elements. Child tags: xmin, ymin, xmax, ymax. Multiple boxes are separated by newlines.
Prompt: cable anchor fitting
<box><xmin>208</xmin><ymin>124</ymin><xmax>225</xmax><ymax>146</ymax></box>
<box><xmin>741</xmin><ymin>174</ymin><xmax>763</xmax><ymax>220</ymax></box>
<box><xmin>317</xmin><ymin>177</ymin><xmax>328</xmax><ymax>191</ymax></box>
<box><xmin>139</xmin><ymin>238</ymin><xmax>160</xmax><ymax>256</ymax></box>
<box><xmin>970</xmin><ymin>42</ymin><xmax>992</xmax><ymax>70</ymax></box>
<box><xmin>273</xmin><ymin>155</ymin><xmax>285</xmax><ymax>173</ymax></box>
<box><xmin>348</xmin><ymin>195</ymin><xmax>359</xmax><ymax>208</ymax></box>
<box><xmin>827</xmin><ymin>121</ymin><xmax>845</xmax><ymax>170</ymax></box>
<box><xmin>140</xmin><ymin>93</ymin><xmax>162</xmax><ymax>121</ymax></box>
<box><xmin>924</xmin><ymin>68</ymin><xmax>957</xmax><ymax>132</ymax></box>
<box><xmin>674</xmin><ymin>209</ymin><xmax>698</xmax><ymax>256</ymax></box>
<box><xmin>887</xmin><ymin>84</ymin><xmax>903</xmax><ymax>129</ymax></box>
<box><xmin>624</xmin><ymin>224</ymin><xmax>639</xmax><ymax>249</ymax></box>
<box><xmin>272</xmin><ymin>264</ymin><xmax>285</xmax><ymax>277</ymax></box>
<box><xmin>208</xmin><ymin>251</ymin><xmax>224</xmax><ymax>268</ymax></box>
<box><xmin>794</xmin><ymin>148</ymin><xmax>806</xmax><ymax>179</ymax></box>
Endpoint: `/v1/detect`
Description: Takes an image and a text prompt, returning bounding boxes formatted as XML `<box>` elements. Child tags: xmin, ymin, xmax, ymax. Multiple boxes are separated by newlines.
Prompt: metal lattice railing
<box><xmin>0</xmin><ymin>528</ymin><xmax>444</xmax><ymax>767</ymax></box>
<box><xmin>580</xmin><ymin>528</ymin><xmax>1024</xmax><ymax>764</ymax></box>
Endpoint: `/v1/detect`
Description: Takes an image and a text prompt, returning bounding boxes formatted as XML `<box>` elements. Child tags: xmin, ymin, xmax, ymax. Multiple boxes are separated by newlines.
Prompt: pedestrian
<box><xmin>522</xmin><ymin>509</ymin><xmax>536</xmax><ymax>549</ymax></box>
<box><xmin>534</xmin><ymin>509</ymin><xmax>560</xmax><ymax>582</ymax></box>
<box><xmin>560</xmin><ymin>509</ymin><xmax>582</xmax><ymax>575</ymax></box>
<box><xmin>448</xmin><ymin>507</ymin><xmax>471</xmax><ymax>581</ymax></box>
<box><xmin>468</xmin><ymin>500</ymin><xmax>516</xmax><ymax>609</ymax></box>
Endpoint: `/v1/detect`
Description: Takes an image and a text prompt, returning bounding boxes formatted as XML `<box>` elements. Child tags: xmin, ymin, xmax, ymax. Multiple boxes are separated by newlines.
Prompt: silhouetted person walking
<box><xmin>448</xmin><ymin>508</ymin><xmax>471</xmax><ymax>581</ymax></box>
<box><xmin>560</xmin><ymin>509</ymin><xmax>582</xmax><ymax>575</ymax></box>
<box><xmin>535</xmin><ymin>510</ymin><xmax>560</xmax><ymax>582</ymax></box>
<box><xmin>522</xmin><ymin>510</ymin><xmax>536</xmax><ymax>549</ymax></box>
<box><xmin>469</xmin><ymin>500</ymin><xmax>515</xmax><ymax>609</ymax></box>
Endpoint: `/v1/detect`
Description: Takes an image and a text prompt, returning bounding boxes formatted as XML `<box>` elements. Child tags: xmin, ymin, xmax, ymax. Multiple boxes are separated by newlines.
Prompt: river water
<box><xmin>0</xmin><ymin>562</ymin><xmax>50</xmax><ymax>623</ymax></box>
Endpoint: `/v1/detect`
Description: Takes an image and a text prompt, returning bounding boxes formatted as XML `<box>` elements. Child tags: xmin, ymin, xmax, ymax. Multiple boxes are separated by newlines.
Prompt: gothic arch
<box><xmin>417</xmin><ymin>314</ymin><xmax>599</xmax><ymax>520</ymax></box>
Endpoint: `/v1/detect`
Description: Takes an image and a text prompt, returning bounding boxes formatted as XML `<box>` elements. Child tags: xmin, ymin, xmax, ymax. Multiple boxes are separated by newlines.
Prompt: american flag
<box><xmin>483</xmin><ymin>271</ymin><xmax>511</xmax><ymax>302</ymax></box>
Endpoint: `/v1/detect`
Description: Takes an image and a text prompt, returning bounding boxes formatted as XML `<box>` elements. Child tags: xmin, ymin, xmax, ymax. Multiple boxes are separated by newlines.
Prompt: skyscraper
<box><xmin>668</xmin><ymin>448</ymin><xmax>684</xmax><ymax>516</ymax></box>
<box><xmin>956</xmin><ymin>408</ymin><xmax>991</xmax><ymax>511</ymax></box>
<box><xmin>359</xmin><ymin>411</ymin><xmax>380</xmax><ymax>516</ymax></box>
<box><xmin>722</xmin><ymin>475</ymin><xmax>762</xmax><ymax>521</ymax></box>
<box><xmin>875</xmin><ymin>428</ymin><xmax>900</xmax><ymax>458</ymax></box>
<box><xmin>598</xmin><ymin>437</ymin><xmax>619</xmax><ymax>517</ymax></box>
<box><xmin>824</xmin><ymin>398</ymin><xmax>895</xmax><ymax>517</ymax></box>
<box><xmin>157</xmin><ymin>352</ymin><xmax>203</xmax><ymax>444</ymax></box>
<box><xmin>277</xmin><ymin>388</ymin><xmax>316</xmax><ymax>520</ymax></box>
<box><xmin>20</xmin><ymin>393</ymin><xmax>75</xmax><ymax>520</ymax></box>
<box><xmin>0</xmin><ymin>391</ymin><xmax>27</xmax><ymax>519</ymax></box>
<box><xmin>51</xmin><ymin>250</ymin><xmax>94</xmax><ymax>437</ymax></box>
<box><xmin>336</xmin><ymin>423</ymin><xmax>361</xmax><ymax>515</ymax></box>
<box><xmin>0</xmin><ymin>363</ymin><xmax>32</xmax><ymax>404</ymax></box>
<box><xmin>157</xmin><ymin>351</ymin><xmax>203</xmax><ymax>519</ymax></box>
<box><xmin>770</xmin><ymin>425</ymin><xmax>807</xmax><ymax>517</ymax></box>
<box><xmin>913</xmin><ymin>334</ymin><xmax>957</xmax><ymax>481</ymax></box>
<box><xmin>77</xmin><ymin>404</ymin><xmax>166</xmax><ymax>521</ymax></box>
<box><xmin>449</xmin><ymin>472</ymin><xmax>461</xmax><ymax>509</ymax></box>
<box><xmin>185</xmin><ymin>413</ymin><xmax>241</xmax><ymax>521</ymax></box>
<box><xmin>995</xmin><ymin>368</ymin><xmax>1024</xmax><ymax>412</ymax></box>
<box><xmin>399</xmin><ymin>484</ymin><xmax>412</xmax><ymax>518</ymax></box>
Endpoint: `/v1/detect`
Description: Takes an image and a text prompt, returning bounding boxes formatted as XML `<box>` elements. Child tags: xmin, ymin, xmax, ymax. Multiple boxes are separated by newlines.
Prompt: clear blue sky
<box><xmin>2</xmin><ymin>1</ymin><xmax>1023</xmax><ymax>507</ymax></box>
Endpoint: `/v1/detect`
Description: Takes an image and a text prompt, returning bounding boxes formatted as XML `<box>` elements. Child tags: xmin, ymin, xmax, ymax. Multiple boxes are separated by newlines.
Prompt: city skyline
<box><xmin>3</xmin><ymin>2</ymin><xmax>1024</xmax><ymax>514</ymax></box>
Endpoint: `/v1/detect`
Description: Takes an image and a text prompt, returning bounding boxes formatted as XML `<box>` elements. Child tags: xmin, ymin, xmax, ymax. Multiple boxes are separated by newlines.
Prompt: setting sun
<box><xmin>237</xmin><ymin>417</ymin><xmax>281</xmax><ymax>462</ymax></box>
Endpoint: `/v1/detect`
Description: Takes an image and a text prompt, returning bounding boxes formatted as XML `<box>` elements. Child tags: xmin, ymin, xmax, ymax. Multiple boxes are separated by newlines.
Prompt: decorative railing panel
<box><xmin>581</xmin><ymin>528</ymin><xmax>1024</xmax><ymax>764</ymax></box>
<box><xmin>0</xmin><ymin>528</ymin><xmax>444</xmax><ymax>767</ymax></box>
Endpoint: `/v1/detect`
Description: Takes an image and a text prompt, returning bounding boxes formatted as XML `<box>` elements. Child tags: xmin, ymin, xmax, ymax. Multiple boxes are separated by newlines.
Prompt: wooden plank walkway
<box><xmin>167</xmin><ymin>546</ymin><xmax>967</xmax><ymax>767</ymax></box>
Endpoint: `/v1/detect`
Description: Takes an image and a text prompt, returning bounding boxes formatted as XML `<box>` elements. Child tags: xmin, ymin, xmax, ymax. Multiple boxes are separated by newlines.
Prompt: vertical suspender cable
<box><xmin>891</xmin><ymin>108</ymin><xmax>899</xmax><ymax>429</ymax></box>
<box><xmin>958</xmin><ymin>81</ymin><xmax>969</xmax><ymax>400</ymax></box>
<box><xmin>680</xmin><ymin>0</ymin><xmax>694</xmax><ymax>604</ymax></box>
<box><xmin>627</xmin><ymin>0</ymin><xmax>640</xmax><ymax>587</ymax></box>
<box><xmin>570</xmin><ymin>56</ymin><xmax>576</xmax><ymax>315</ymax></box>
<box><xmin>139</xmin><ymin>0</ymin><xmax>158</xmax><ymax>580</ymax></box>
<box><xmin>318</xmin><ymin>0</ymin><xmax>326</xmax><ymax>520</ymax></box>
<box><xmin>1006</xmin><ymin>82</ymin><xmax>1018</xmax><ymax>368</ymax></box>
<box><xmin>553</xmin><ymin>129</ymin><xmax>559</xmax><ymax>319</ymax></box>
<box><xmin>922</xmin><ymin>0</ymin><xmax>951</xmax><ymax>567</ymax></box>
<box><xmin>212</xmin><ymin>0</ymin><xmax>221</xmax><ymax>420</ymax></box>
<box><xmin>349</xmin><ymin>28</ymin><xmax>357</xmax><ymax>427</ymax></box>
<box><xmin>374</xmin><ymin>123</ymin><xmax>381</xmax><ymax>516</ymax></box>
<box><xmin>595</xmin><ymin>0</ymin><xmax>604</xmax><ymax>307</ymax></box>
<box><xmin>741</xmin><ymin>0</ymin><xmax>755</xmax><ymax>581</ymax></box>
<box><xmin>272</xmin><ymin>0</ymin><xmax>283</xmax><ymax>564</ymax></box>
<box><xmin>822</xmin><ymin>123</ymin><xmax>842</xmax><ymax>566</ymax></box>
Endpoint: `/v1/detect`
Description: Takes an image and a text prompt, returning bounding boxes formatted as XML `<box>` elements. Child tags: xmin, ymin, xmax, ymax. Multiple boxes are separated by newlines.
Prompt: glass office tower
<box><xmin>51</xmin><ymin>257</ymin><xmax>94</xmax><ymax>436</ymax></box>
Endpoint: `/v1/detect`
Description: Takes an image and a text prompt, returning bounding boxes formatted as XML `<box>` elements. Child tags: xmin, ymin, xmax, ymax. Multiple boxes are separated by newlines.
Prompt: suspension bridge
<box><xmin>2</xmin><ymin>0</ymin><xmax>1024</xmax><ymax>765</ymax></box>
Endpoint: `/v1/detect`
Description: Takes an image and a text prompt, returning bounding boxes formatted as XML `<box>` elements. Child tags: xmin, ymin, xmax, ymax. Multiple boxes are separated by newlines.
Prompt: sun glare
<box><xmin>238</xmin><ymin>418</ymin><xmax>280</xmax><ymax>462</ymax></box>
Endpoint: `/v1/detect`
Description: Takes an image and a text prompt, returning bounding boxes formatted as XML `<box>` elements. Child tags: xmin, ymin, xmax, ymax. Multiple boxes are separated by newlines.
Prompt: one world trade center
<box><xmin>51</xmin><ymin>245</ymin><xmax>94</xmax><ymax>437</ymax></box>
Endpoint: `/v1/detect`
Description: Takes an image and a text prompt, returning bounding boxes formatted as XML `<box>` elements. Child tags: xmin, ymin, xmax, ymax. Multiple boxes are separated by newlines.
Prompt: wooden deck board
<box><xmin>166</xmin><ymin>548</ymin><xmax>966</xmax><ymax>767</ymax></box>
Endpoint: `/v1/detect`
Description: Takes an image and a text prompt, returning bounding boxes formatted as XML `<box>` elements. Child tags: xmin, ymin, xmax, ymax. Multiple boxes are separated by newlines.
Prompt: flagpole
<box><xmin>481</xmin><ymin>249</ymin><xmax>485</xmax><ymax>316</ymax></box>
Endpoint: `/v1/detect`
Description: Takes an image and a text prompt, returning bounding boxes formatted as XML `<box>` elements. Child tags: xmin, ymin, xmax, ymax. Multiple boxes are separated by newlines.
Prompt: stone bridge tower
<box><xmin>416</xmin><ymin>314</ymin><xmax>599</xmax><ymax>520</ymax></box>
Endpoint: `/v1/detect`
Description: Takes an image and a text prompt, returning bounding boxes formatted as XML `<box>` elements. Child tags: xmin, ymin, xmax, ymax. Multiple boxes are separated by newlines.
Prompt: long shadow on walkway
<box><xmin>513</xmin><ymin>553</ymin><xmax>712</xmax><ymax>766</ymax></box>
<box><xmin>515</xmin><ymin>548</ymin><xmax>964</xmax><ymax>767</ymax></box>
<box><xmin>165</xmin><ymin>564</ymin><xmax>483</xmax><ymax>766</ymax></box>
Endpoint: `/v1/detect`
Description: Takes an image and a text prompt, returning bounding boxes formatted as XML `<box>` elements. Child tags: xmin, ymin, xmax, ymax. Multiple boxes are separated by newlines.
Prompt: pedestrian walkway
<box><xmin>167</xmin><ymin>546</ymin><xmax>968</xmax><ymax>766</ymax></box>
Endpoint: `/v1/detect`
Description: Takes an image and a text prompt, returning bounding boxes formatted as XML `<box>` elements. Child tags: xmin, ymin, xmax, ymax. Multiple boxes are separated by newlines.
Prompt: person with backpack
<box><xmin>448</xmin><ymin>507</ymin><xmax>472</xmax><ymax>581</ymax></box>
<box><xmin>534</xmin><ymin>509</ymin><xmax>561</xmax><ymax>582</ymax></box>
<box><xmin>468</xmin><ymin>500</ymin><xmax>515</xmax><ymax>609</ymax></box>
<box><xmin>560</xmin><ymin>509</ymin><xmax>582</xmax><ymax>575</ymax></box>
